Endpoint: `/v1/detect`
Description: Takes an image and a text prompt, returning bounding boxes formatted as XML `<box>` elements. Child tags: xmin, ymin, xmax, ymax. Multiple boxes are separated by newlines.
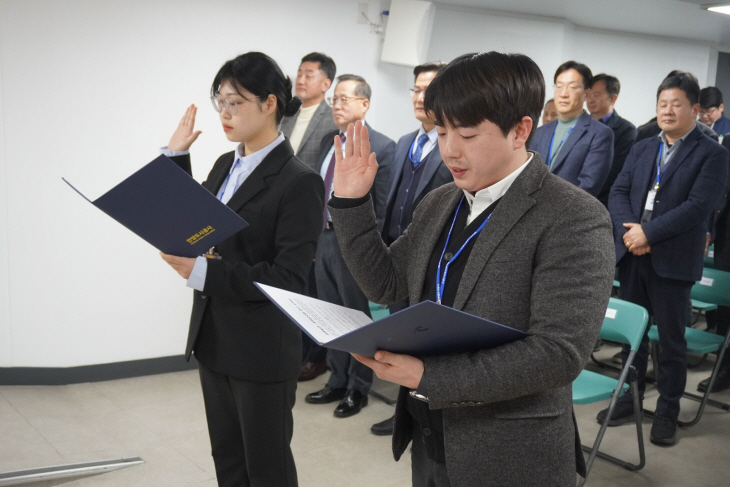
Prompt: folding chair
<box><xmin>647</xmin><ymin>267</ymin><xmax>730</xmax><ymax>427</ymax></box>
<box><xmin>574</xmin><ymin>298</ymin><xmax>648</xmax><ymax>486</ymax></box>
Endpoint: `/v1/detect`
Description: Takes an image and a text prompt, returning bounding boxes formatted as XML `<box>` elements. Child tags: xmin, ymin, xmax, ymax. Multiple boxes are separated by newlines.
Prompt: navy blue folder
<box><xmin>256</xmin><ymin>280</ymin><xmax>528</xmax><ymax>357</ymax></box>
<box><xmin>325</xmin><ymin>301</ymin><xmax>527</xmax><ymax>357</ymax></box>
<box><xmin>64</xmin><ymin>155</ymin><xmax>248</xmax><ymax>257</ymax></box>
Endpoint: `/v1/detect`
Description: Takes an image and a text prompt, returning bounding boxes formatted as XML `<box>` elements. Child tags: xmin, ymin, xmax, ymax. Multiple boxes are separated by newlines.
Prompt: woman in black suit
<box><xmin>160</xmin><ymin>52</ymin><xmax>324</xmax><ymax>487</ymax></box>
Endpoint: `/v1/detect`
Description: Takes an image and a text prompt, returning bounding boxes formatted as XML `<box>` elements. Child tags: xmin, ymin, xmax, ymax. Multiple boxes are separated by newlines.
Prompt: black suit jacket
<box><xmin>381</xmin><ymin>130</ymin><xmax>453</xmax><ymax>243</ymax></box>
<box><xmin>172</xmin><ymin>141</ymin><xmax>325</xmax><ymax>382</ymax></box>
<box><xmin>609</xmin><ymin>126</ymin><xmax>728</xmax><ymax>281</ymax></box>
<box><xmin>597</xmin><ymin>111</ymin><xmax>638</xmax><ymax>206</ymax></box>
<box><xmin>315</xmin><ymin>122</ymin><xmax>395</xmax><ymax>231</ymax></box>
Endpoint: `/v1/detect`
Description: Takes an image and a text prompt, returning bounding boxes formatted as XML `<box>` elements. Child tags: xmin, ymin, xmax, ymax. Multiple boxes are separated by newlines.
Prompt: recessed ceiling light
<box><xmin>705</xmin><ymin>4</ymin><xmax>730</xmax><ymax>15</ymax></box>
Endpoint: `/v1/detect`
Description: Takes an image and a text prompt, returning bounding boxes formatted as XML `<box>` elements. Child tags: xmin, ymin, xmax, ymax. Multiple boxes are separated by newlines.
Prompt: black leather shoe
<box><xmin>596</xmin><ymin>398</ymin><xmax>640</xmax><ymax>426</ymax></box>
<box><xmin>371</xmin><ymin>415</ymin><xmax>394</xmax><ymax>435</ymax></box>
<box><xmin>305</xmin><ymin>386</ymin><xmax>347</xmax><ymax>404</ymax></box>
<box><xmin>697</xmin><ymin>364</ymin><xmax>730</xmax><ymax>393</ymax></box>
<box><xmin>334</xmin><ymin>390</ymin><xmax>368</xmax><ymax>418</ymax></box>
<box><xmin>298</xmin><ymin>361</ymin><xmax>327</xmax><ymax>382</ymax></box>
<box><xmin>650</xmin><ymin>414</ymin><xmax>678</xmax><ymax>446</ymax></box>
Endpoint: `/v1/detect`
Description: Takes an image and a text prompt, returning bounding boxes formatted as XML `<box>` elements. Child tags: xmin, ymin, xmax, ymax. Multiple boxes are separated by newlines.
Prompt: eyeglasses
<box><xmin>327</xmin><ymin>96</ymin><xmax>365</xmax><ymax>106</ymax></box>
<box><xmin>409</xmin><ymin>88</ymin><xmax>425</xmax><ymax>97</ymax></box>
<box><xmin>211</xmin><ymin>96</ymin><xmax>250</xmax><ymax>115</ymax></box>
<box><xmin>554</xmin><ymin>83</ymin><xmax>584</xmax><ymax>93</ymax></box>
<box><xmin>699</xmin><ymin>107</ymin><xmax>720</xmax><ymax>117</ymax></box>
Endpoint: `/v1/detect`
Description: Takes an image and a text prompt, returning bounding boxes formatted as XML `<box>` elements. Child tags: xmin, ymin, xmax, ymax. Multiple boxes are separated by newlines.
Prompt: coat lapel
<box><xmin>657</xmin><ymin>126</ymin><xmax>701</xmax><ymax>188</ymax></box>
<box><xmin>225</xmin><ymin>141</ymin><xmax>294</xmax><ymax>213</ymax></box>
<box><xmin>298</xmin><ymin>101</ymin><xmax>328</xmax><ymax>151</ymax></box>
<box><xmin>550</xmin><ymin>113</ymin><xmax>589</xmax><ymax>173</ymax></box>
<box><xmin>452</xmin><ymin>157</ymin><xmax>544</xmax><ymax>310</ymax></box>
<box><xmin>410</xmin><ymin>187</ymin><xmax>463</xmax><ymax>306</ymax></box>
<box><xmin>414</xmin><ymin>143</ymin><xmax>444</xmax><ymax>198</ymax></box>
<box><xmin>385</xmin><ymin>131</ymin><xmax>416</xmax><ymax>206</ymax></box>
<box><xmin>203</xmin><ymin>152</ymin><xmax>235</xmax><ymax>196</ymax></box>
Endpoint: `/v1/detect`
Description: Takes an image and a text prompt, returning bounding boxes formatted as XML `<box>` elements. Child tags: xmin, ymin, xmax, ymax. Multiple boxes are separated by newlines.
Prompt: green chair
<box><xmin>647</xmin><ymin>267</ymin><xmax>730</xmax><ymax>427</ymax></box>
<box><xmin>574</xmin><ymin>298</ymin><xmax>648</xmax><ymax>486</ymax></box>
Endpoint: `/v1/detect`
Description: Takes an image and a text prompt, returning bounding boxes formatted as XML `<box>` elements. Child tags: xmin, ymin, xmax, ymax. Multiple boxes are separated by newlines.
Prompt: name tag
<box><xmin>644</xmin><ymin>190</ymin><xmax>656</xmax><ymax>211</ymax></box>
<box><xmin>605</xmin><ymin>308</ymin><xmax>617</xmax><ymax>319</ymax></box>
<box><xmin>700</xmin><ymin>277</ymin><xmax>714</xmax><ymax>286</ymax></box>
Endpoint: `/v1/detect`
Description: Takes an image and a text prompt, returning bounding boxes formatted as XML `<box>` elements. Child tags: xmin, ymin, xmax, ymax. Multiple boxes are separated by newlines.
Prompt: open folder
<box><xmin>63</xmin><ymin>155</ymin><xmax>248</xmax><ymax>258</ymax></box>
<box><xmin>256</xmin><ymin>282</ymin><xmax>528</xmax><ymax>357</ymax></box>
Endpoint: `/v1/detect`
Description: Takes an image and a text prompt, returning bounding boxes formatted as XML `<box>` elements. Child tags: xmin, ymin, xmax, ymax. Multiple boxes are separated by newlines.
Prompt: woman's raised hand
<box><xmin>168</xmin><ymin>104</ymin><xmax>203</xmax><ymax>152</ymax></box>
<box><xmin>332</xmin><ymin>121</ymin><xmax>379</xmax><ymax>198</ymax></box>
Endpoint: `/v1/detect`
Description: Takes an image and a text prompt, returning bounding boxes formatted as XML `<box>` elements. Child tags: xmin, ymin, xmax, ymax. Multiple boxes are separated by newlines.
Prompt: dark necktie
<box><xmin>411</xmin><ymin>134</ymin><xmax>430</xmax><ymax>169</ymax></box>
<box><xmin>323</xmin><ymin>134</ymin><xmax>346</xmax><ymax>229</ymax></box>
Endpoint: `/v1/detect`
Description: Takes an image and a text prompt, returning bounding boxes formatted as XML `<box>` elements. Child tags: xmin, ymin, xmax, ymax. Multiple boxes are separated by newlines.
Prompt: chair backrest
<box><xmin>600</xmin><ymin>298</ymin><xmax>649</xmax><ymax>352</ymax></box>
<box><xmin>691</xmin><ymin>268</ymin><xmax>730</xmax><ymax>308</ymax></box>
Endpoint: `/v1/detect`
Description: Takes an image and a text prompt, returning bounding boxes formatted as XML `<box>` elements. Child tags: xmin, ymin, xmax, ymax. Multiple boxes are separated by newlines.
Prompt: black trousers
<box><xmin>618</xmin><ymin>254</ymin><xmax>693</xmax><ymax>418</ymax></box>
<box><xmin>198</xmin><ymin>363</ymin><xmax>298</xmax><ymax>487</ymax></box>
<box><xmin>315</xmin><ymin>228</ymin><xmax>373</xmax><ymax>394</ymax></box>
<box><xmin>411</xmin><ymin>426</ymin><xmax>451</xmax><ymax>487</ymax></box>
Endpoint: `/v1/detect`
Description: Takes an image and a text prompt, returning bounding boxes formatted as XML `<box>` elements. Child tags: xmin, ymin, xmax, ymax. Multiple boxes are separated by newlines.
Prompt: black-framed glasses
<box><xmin>211</xmin><ymin>96</ymin><xmax>249</xmax><ymax>115</ymax></box>
<box><xmin>327</xmin><ymin>96</ymin><xmax>365</xmax><ymax>106</ymax></box>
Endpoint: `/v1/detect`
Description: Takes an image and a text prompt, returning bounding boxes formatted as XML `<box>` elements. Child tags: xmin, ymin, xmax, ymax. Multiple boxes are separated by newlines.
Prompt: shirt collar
<box><xmin>462</xmin><ymin>152</ymin><xmax>534</xmax><ymax>222</ymax></box>
<box><xmin>233</xmin><ymin>132</ymin><xmax>285</xmax><ymax>172</ymax></box>
<box><xmin>416</xmin><ymin>124</ymin><xmax>438</xmax><ymax>143</ymax></box>
<box><xmin>658</xmin><ymin>123</ymin><xmax>695</xmax><ymax>148</ymax></box>
<box><xmin>600</xmin><ymin>111</ymin><xmax>615</xmax><ymax>124</ymax></box>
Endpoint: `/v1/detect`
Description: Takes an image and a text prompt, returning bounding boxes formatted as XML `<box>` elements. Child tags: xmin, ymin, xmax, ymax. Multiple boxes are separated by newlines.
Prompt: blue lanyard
<box><xmin>654</xmin><ymin>143</ymin><xmax>666</xmax><ymax>188</ymax></box>
<box><xmin>547</xmin><ymin>125</ymin><xmax>575</xmax><ymax>168</ymax></box>
<box><xmin>436</xmin><ymin>196</ymin><xmax>492</xmax><ymax>304</ymax></box>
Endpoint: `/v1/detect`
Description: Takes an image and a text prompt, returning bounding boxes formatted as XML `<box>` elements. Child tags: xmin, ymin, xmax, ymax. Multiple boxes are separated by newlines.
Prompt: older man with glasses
<box><xmin>304</xmin><ymin>74</ymin><xmax>395</xmax><ymax>418</ymax></box>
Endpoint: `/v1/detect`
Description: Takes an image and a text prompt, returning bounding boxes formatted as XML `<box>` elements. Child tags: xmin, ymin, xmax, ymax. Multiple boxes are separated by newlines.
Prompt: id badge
<box><xmin>644</xmin><ymin>190</ymin><xmax>656</xmax><ymax>211</ymax></box>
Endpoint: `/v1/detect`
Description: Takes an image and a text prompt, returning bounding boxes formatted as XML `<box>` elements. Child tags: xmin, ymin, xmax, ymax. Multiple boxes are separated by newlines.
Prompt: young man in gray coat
<box><xmin>327</xmin><ymin>52</ymin><xmax>615</xmax><ymax>486</ymax></box>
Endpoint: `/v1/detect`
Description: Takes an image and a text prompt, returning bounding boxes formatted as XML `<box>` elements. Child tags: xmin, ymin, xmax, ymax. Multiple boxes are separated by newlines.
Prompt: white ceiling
<box><xmin>430</xmin><ymin>0</ymin><xmax>730</xmax><ymax>48</ymax></box>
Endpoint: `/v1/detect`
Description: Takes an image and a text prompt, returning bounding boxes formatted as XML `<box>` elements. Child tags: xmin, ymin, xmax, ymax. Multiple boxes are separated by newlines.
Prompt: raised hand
<box><xmin>168</xmin><ymin>104</ymin><xmax>202</xmax><ymax>152</ymax></box>
<box><xmin>332</xmin><ymin>120</ymin><xmax>379</xmax><ymax>198</ymax></box>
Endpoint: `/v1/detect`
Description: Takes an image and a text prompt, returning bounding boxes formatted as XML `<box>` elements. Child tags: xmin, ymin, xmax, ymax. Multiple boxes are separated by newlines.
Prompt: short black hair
<box><xmin>424</xmin><ymin>51</ymin><xmax>545</xmax><ymax>146</ymax></box>
<box><xmin>300</xmin><ymin>52</ymin><xmax>336</xmax><ymax>82</ymax></box>
<box><xmin>413</xmin><ymin>62</ymin><xmax>446</xmax><ymax>82</ymax></box>
<box><xmin>336</xmin><ymin>74</ymin><xmax>371</xmax><ymax>100</ymax></box>
<box><xmin>700</xmin><ymin>87</ymin><xmax>724</xmax><ymax>109</ymax></box>
<box><xmin>554</xmin><ymin>61</ymin><xmax>593</xmax><ymax>90</ymax></box>
<box><xmin>590</xmin><ymin>74</ymin><xmax>621</xmax><ymax>97</ymax></box>
<box><xmin>656</xmin><ymin>71</ymin><xmax>700</xmax><ymax>106</ymax></box>
<box><xmin>212</xmin><ymin>52</ymin><xmax>301</xmax><ymax>124</ymax></box>
<box><xmin>544</xmin><ymin>98</ymin><xmax>555</xmax><ymax>108</ymax></box>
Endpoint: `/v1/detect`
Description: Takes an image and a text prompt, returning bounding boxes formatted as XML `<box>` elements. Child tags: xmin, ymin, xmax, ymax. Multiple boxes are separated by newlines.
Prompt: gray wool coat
<box><xmin>329</xmin><ymin>153</ymin><xmax>615</xmax><ymax>486</ymax></box>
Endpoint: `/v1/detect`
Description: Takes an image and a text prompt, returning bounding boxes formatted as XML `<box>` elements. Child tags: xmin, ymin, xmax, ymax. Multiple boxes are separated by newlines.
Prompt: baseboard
<box><xmin>0</xmin><ymin>355</ymin><xmax>199</xmax><ymax>386</ymax></box>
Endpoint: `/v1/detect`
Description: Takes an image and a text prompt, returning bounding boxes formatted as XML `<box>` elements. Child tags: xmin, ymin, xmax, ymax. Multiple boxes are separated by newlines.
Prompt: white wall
<box><xmin>428</xmin><ymin>5</ymin><xmax>716</xmax><ymax>128</ymax></box>
<box><xmin>0</xmin><ymin>0</ymin><xmax>721</xmax><ymax>368</ymax></box>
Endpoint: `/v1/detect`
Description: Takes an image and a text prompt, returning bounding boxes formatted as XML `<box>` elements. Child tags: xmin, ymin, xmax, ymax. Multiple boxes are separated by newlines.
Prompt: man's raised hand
<box><xmin>332</xmin><ymin>121</ymin><xmax>379</xmax><ymax>198</ymax></box>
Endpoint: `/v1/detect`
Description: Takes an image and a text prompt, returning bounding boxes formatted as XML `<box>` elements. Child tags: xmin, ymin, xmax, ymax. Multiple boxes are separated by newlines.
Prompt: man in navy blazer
<box><xmin>305</xmin><ymin>74</ymin><xmax>395</xmax><ymax>418</ymax></box>
<box><xmin>531</xmin><ymin>61</ymin><xmax>613</xmax><ymax>197</ymax></box>
<box><xmin>699</xmin><ymin>86</ymin><xmax>730</xmax><ymax>136</ymax></box>
<box><xmin>604</xmin><ymin>72</ymin><xmax>729</xmax><ymax>446</ymax></box>
<box><xmin>587</xmin><ymin>74</ymin><xmax>638</xmax><ymax>206</ymax></box>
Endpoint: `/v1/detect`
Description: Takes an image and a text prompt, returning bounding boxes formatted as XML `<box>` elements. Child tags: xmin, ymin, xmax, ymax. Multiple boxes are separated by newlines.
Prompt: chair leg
<box><xmin>678</xmin><ymin>339</ymin><xmax>730</xmax><ymax>427</ymax></box>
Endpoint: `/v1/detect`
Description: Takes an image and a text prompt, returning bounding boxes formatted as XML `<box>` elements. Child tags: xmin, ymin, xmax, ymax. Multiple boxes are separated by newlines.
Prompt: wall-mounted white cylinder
<box><xmin>381</xmin><ymin>0</ymin><xmax>435</xmax><ymax>67</ymax></box>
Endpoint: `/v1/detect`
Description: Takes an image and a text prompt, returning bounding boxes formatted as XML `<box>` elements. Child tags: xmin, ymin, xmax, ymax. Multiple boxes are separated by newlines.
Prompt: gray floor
<box><xmin>1</xmin><ymin>344</ymin><xmax>729</xmax><ymax>486</ymax></box>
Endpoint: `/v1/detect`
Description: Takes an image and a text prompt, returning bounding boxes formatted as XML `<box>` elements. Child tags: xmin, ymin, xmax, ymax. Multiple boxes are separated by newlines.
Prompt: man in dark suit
<box><xmin>587</xmin><ymin>74</ymin><xmax>638</xmax><ymax>206</ymax></box>
<box><xmin>700</xmin><ymin>86</ymin><xmax>730</xmax><ymax>137</ymax></box>
<box><xmin>603</xmin><ymin>72</ymin><xmax>729</xmax><ymax>446</ymax></box>
<box><xmin>304</xmin><ymin>74</ymin><xmax>395</xmax><ymax>418</ymax></box>
<box><xmin>370</xmin><ymin>61</ymin><xmax>453</xmax><ymax>436</ymax></box>
<box><xmin>280</xmin><ymin>53</ymin><xmax>338</xmax><ymax>170</ymax></box>
<box><xmin>329</xmin><ymin>52</ymin><xmax>614</xmax><ymax>486</ymax></box>
<box><xmin>530</xmin><ymin>60</ymin><xmax>613</xmax><ymax>197</ymax></box>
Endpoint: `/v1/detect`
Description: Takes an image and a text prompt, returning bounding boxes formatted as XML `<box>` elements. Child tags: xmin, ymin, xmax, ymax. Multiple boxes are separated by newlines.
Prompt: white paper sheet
<box><xmin>256</xmin><ymin>283</ymin><xmax>373</xmax><ymax>344</ymax></box>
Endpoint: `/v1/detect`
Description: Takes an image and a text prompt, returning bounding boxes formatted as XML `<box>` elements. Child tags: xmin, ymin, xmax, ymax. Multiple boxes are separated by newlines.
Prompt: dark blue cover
<box><xmin>64</xmin><ymin>155</ymin><xmax>248</xmax><ymax>257</ymax></box>
<box><xmin>328</xmin><ymin>301</ymin><xmax>528</xmax><ymax>357</ymax></box>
